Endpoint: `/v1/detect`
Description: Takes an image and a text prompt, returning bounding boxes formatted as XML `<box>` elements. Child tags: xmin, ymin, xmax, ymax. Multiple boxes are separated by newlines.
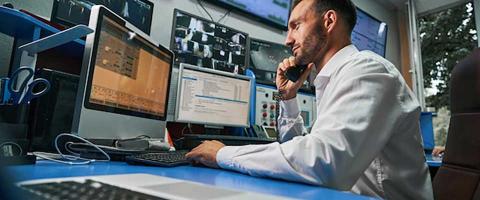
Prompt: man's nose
<box><xmin>285</xmin><ymin>34</ymin><xmax>294</xmax><ymax>48</ymax></box>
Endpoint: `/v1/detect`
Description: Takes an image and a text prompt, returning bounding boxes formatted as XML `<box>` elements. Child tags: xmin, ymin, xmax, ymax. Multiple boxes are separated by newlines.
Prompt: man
<box><xmin>186</xmin><ymin>0</ymin><xmax>433</xmax><ymax>199</ymax></box>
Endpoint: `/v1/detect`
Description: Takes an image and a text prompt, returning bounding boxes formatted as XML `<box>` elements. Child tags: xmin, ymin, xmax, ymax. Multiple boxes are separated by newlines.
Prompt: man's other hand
<box><xmin>432</xmin><ymin>146</ymin><xmax>446</xmax><ymax>157</ymax></box>
<box><xmin>185</xmin><ymin>140</ymin><xmax>225</xmax><ymax>168</ymax></box>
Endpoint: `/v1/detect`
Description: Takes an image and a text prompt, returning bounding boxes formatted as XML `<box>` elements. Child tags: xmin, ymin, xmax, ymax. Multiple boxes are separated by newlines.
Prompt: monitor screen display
<box><xmin>352</xmin><ymin>9</ymin><xmax>388</xmax><ymax>57</ymax></box>
<box><xmin>176</xmin><ymin>64</ymin><xmax>251</xmax><ymax>127</ymax></box>
<box><xmin>171</xmin><ymin>9</ymin><xmax>249</xmax><ymax>75</ymax></box>
<box><xmin>249</xmin><ymin>38</ymin><xmax>312</xmax><ymax>91</ymax></box>
<box><xmin>86</xmin><ymin>16</ymin><xmax>172</xmax><ymax>119</ymax></box>
<box><xmin>206</xmin><ymin>0</ymin><xmax>292</xmax><ymax>30</ymax></box>
<box><xmin>249</xmin><ymin>38</ymin><xmax>291</xmax><ymax>86</ymax></box>
<box><xmin>52</xmin><ymin>0</ymin><xmax>153</xmax><ymax>34</ymax></box>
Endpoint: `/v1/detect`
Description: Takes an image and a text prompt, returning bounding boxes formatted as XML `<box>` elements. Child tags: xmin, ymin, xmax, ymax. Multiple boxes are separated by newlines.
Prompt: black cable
<box><xmin>197</xmin><ymin>0</ymin><xmax>214</xmax><ymax>22</ymax></box>
<box><xmin>217</xmin><ymin>10</ymin><xmax>231</xmax><ymax>23</ymax></box>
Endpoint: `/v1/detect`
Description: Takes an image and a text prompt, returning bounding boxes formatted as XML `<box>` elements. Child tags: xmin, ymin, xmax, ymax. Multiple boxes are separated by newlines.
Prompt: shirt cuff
<box><xmin>280</xmin><ymin>97</ymin><xmax>300</xmax><ymax>119</ymax></box>
<box><xmin>216</xmin><ymin>146</ymin><xmax>237</xmax><ymax>170</ymax></box>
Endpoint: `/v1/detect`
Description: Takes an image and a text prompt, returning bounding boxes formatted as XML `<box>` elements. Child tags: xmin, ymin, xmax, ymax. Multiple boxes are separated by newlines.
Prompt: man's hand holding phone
<box><xmin>276</xmin><ymin>56</ymin><xmax>314</xmax><ymax>100</ymax></box>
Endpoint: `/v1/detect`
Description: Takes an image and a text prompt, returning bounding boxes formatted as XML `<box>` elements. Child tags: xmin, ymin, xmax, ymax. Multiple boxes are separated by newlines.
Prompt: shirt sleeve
<box><xmin>216</xmin><ymin>58</ymin><xmax>407</xmax><ymax>190</ymax></box>
<box><xmin>276</xmin><ymin>97</ymin><xmax>307</xmax><ymax>143</ymax></box>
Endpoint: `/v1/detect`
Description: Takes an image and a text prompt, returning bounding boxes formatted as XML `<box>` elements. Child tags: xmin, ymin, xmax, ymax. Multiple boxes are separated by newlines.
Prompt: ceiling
<box><xmin>382</xmin><ymin>0</ymin><xmax>470</xmax><ymax>14</ymax></box>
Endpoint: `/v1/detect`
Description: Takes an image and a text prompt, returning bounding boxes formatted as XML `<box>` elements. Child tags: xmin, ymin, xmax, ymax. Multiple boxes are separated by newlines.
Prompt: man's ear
<box><xmin>323</xmin><ymin>10</ymin><xmax>337</xmax><ymax>33</ymax></box>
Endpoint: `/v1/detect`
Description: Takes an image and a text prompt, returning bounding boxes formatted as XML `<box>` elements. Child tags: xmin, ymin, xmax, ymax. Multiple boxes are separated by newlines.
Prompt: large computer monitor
<box><xmin>170</xmin><ymin>9</ymin><xmax>249</xmax><ymax>75</ymax></box>
<box><xmin>352</xmin><ymin>8</ymin><xmax>388</xmax><ymax>57</ymax></box>
<box><xmin>175</xmin><ymin>63</ymin><xmax>252</xmax><ymax>128</ymax></box>
<box><xmin>51</xmin><ymin>0</ymin><xmax>154</xmax><ymax>34</ymax></box>
<box><xmin>205</xmin><ymin>0</ymin><xmax>292</xmax><ymax>30</ymax></box>
<box><xmin>72</xmin><ymin>5</ymin><xmax>173</xmax><ymax>139</ymax></box>
<box><xmin>249</xmin><ymin>38</ymin><xmax>312</xmax><ymax>92</ymax></box>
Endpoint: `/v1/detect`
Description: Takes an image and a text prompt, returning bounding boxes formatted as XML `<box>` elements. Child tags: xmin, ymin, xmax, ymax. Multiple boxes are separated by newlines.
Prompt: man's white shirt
<box><xmin>216</xmin><ymin>45</ymin><xmax>433</xmax><ymax>199</ymax></box>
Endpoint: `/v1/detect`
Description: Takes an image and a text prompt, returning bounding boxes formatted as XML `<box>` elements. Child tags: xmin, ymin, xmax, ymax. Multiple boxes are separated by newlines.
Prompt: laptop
<box><xmin>17</xmin><ymin>173</ymin><xmax>290</xmax><ymax>200</ymax></box>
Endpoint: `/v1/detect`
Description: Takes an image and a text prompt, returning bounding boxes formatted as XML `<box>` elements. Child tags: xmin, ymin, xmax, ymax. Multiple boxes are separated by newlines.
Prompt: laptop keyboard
<box><xmin>125</xmin><ymin>150</ymin><xmax>190</xmax><ymax>167</ymax></box>
<box><xmin>19</xmin><ymin>179</ymin><xmax>167</xmax><ymax>200</ymax></box>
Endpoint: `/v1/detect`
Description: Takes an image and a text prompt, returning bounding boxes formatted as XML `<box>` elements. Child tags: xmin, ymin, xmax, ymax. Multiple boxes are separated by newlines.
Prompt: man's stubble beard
<box><xmin>295</xmin><ymin>27</ymin><xmax>327</xmax><ymax>66</ymax></box>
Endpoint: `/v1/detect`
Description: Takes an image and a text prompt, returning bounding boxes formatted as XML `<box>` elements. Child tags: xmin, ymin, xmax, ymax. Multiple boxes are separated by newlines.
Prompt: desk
<box><xmin>8</xmin><ymin>160</ymin><xmax>375</xmax><ymax>200</ymax></box>
<box><xmin>425</xmin><ymin>154</ymin><xmax>442</xmax><ymax>179</ymax></box>
<box><xmin>426</xmin><ymin>154</ymin><xmax>442</xmax><ymax>168</ymax></box>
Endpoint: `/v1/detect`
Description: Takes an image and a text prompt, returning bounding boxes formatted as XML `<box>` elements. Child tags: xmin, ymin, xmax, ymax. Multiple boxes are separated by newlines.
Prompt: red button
<box><xmin>270</xmin><ymin>105</ymin><xmax>275</xmax><ymax>110</ymax></box>
<box><xmin>262</xmin><ymin>112</ymin><xmax>268</xmax><ymax>117</ymax></box>
<box><xmin>270</xmin><ymin>122</ymin><xmax>275</xmax><ymax>126</ymax></box>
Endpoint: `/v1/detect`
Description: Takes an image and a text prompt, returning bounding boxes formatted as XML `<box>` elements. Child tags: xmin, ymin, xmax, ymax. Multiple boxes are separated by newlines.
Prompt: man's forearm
<box><xmin>277</xmin><ymin>97</ymin><xmax>306</xmax><ymax>143</ymax></box>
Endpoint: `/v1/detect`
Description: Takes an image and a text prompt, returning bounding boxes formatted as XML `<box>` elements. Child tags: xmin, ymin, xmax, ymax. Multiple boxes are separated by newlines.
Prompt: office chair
<box><xmin>432</xmin><ymin>48</ymin><xmax>480</xmax><ymax>200</ymax></box>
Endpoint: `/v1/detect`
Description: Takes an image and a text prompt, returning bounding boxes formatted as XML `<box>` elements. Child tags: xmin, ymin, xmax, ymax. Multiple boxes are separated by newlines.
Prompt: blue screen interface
<box><xmin>217</xmin><ymin>0</ymin><xmax>291</xmax><ymax>28</ymax></box>
<box><xmin>352</xmin><ymin>9</ymin><xmax>388</xmax><ymax>57</ymax></box>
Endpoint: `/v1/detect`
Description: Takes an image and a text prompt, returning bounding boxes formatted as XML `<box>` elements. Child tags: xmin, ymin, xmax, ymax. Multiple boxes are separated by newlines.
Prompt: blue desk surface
<box><xmin>8</xmin><ymin>160</ymin><xmax>375</xmax><ymax>200</ymax></box>
<box><xmin>425</xmin><ymin>154</ymin><xmax>442</xmax><ymax>167</ymax></box>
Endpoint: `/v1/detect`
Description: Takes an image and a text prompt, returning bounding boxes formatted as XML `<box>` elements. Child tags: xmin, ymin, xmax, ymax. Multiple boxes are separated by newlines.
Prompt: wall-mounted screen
<box><xmin>248</xmin><ymin>38</ymin><xmax>312</xmax><ymax>92</ymax></box>
<box><xmin>170</xmin><ymin>9</ymin><xmax>249</xmax><ymax>75</ymax></box>
<box><xmin>352</xmin><ymin>8</ymin><xmax>388</xmax><ymax>57</ymax></box>
<box><xmin>51</xmin><ymin>0</ymin><xmax>154</xmax><ymax>34</ymax></box>
<box><xmin>205</xmin><ymin>0</ymin><xmax>292</xmax><ymax>30</ymax></box>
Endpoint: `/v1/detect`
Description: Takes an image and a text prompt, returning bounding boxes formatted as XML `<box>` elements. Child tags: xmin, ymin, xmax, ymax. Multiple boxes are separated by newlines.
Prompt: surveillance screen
<box><xmin>249</xmin><ymin>39</ymin><xmax>292</xmax><ymax>86</ymax></box>
<box><xmin>171</xmin><ymin>10</ymin><xmax>248</xmax><ymax>75</ymax></box>
<box><xmin>53</xmin><ymin>0</ymin><xmax>153</xmax><ymax>34</ymax></box>
<box><xmin>216</xmin><ymin>0</ymin><xmax>291</xmax><ymax>29</ymax></box>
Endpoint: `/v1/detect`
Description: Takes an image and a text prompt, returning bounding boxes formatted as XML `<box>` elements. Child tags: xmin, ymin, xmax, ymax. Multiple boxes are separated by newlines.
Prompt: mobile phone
<box><xmin>285</xmin><ymin>64</ymin><xmax>307</xmax><ymax>82</ymax></box>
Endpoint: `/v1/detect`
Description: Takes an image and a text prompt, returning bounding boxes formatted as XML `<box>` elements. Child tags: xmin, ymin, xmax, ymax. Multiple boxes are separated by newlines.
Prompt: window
<box><xmin>418</xmin><ymin>2</ymin><xmax>477</xmax><ymax>147</ymax></box>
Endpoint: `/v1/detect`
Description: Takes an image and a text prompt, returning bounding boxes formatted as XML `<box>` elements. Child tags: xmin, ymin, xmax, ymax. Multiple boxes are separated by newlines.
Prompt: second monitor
<box><xmin>175</xmin><ymin>63</ymin><xmax>252</xmax><ymax>128</ymax></box>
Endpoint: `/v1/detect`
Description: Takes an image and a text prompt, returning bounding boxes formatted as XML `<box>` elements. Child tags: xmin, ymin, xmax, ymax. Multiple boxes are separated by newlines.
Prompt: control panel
<box><xmin>255</xmin><ymin>85</ymin><xmax>316</xmax><ymax>130</ymax></box>
<box><xmin>255</xmin><ymin>85</ymin><xmax>279</xmax><ymax>127</ymax></box>
<box><xmin>297</xmin><ymin>93</ymin><xmax>316</xmax><ymax>128</ymax></box>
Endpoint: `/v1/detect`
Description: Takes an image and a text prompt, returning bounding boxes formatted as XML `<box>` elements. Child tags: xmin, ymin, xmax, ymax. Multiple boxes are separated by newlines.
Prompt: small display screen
<box><xmin>249</xmin><ymin>39</ymin><xmax>292</xmax><ymax>86</ymax></box>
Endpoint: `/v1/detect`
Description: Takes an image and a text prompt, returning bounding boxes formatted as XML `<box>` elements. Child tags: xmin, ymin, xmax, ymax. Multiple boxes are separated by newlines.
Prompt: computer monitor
<box><xmin>175</xmin><ymin>63</ymin><xmax>251</xmax><ymax>128</ymax></box>
<box><xmin>351</xmin><ymin>8</ymin><xmax>388</xmax><ymax>57</ymax></box>
<box><xmin>72</xmin><ymin>5</ymin><xmax>173</xmax><ymax>139</ymax></box>
<box><xmin>205</xmin><ymin>0</ymin><xmax>292</xmax><ymax>31</ymax></box>
<box><xmin>249</xmin><ymin>38</ymin><xmax>291</xmax><ymax>86</ymax></box>
<box><xmin>170</xmin><ymin>9</ymin><xmax>249</xmax><ymax>75</ymax></box>
<box><xmin>51</xmin><ymin>0</ymin><xmax>154</xmax><ymax>35</ymax></box>
<box><xmin>249</xmin><ymin>38</ymin><xmax>312</xmax><ymax>91</ymax></box>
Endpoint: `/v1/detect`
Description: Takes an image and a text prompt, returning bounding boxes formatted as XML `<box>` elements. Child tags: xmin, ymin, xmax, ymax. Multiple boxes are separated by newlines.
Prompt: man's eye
<box><xmin>295</xmin><ymin>23</ymin><xmax>300</xmax><ymax>30</ymax></box>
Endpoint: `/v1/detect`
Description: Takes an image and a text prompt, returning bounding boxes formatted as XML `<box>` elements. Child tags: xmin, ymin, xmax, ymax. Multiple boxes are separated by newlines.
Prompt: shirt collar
<box><xmin>317</xmin><ymin>44</ymin><xmax>359</xmax><ymax>77</ymax></box>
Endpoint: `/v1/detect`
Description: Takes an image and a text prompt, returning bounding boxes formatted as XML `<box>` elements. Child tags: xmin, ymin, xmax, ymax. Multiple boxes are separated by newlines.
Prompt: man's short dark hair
<box><xmin>293</xmin><ymin>0</ymin><xmax>357</xmax><ymax>34</ymax></box>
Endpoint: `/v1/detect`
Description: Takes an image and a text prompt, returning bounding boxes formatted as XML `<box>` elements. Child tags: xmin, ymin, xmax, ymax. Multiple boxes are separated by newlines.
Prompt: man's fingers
<box><xmin>288</xmin><ymin>56</ymin><xmax>296</xmax><ymax>67</ymax></box>
<box><xmin>282</xmin><ymin>58</ymin><xmax>291</xmax><ymax>71</ymax></box>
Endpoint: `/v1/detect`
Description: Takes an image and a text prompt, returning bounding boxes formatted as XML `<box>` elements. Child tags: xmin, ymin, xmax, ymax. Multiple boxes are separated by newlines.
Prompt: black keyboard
<box><xmin>181</xmin><ymin>134</ymin><xmax>276</xmax><ymax>149</ymax></box>
<box><xmin>125</xmin><ymin>150</ymin><xmax>189</xmax><ymax>167</ymax></box>
<box><xmin>19</xmin><ymin>179</ymin><xmax>166</xmax><ymax>200</ymax></box>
